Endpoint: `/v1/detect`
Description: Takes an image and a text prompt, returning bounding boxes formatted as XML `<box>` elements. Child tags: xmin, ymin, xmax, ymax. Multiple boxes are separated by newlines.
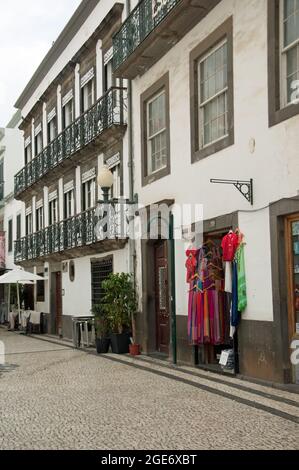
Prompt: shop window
<box><xmin>190</xmin><ymin>17</ymin><xmax>234</xmax><ymax>162</ymax></box>
<box><xmin>140</xmin><ymin>73</ymin><xmax>170</xmax><ymax>186</ymax></box>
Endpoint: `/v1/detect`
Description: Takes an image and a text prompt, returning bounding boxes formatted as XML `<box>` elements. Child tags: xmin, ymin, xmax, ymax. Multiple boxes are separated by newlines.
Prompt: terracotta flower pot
<box><xmin>129</xmin><ymin>343</ymin><xmax>141</xmax><ymax>356</ymax></box>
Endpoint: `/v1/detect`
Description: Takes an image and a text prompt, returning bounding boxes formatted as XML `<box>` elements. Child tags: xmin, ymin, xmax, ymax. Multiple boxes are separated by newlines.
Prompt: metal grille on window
<box><xmin>91</xmin><ymin>258</ymin><xmax>113</xmax><ymax>306</ymax></box>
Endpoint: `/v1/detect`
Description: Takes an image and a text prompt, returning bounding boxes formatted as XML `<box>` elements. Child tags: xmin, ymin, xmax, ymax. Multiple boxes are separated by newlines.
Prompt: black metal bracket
<box><xmin>210</xmin><ymin>179</ymin><xmax>253</xmax><ymax>205</ymax></box>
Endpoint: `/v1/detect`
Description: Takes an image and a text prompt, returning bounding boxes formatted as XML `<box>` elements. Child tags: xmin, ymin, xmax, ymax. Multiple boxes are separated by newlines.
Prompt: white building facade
<box><xmin>13</xmin><ymin>0</ymin><xmax>132</xmax><ymax>338</ymax></box>
<box><xmin>112</xmin><ymin>0</ymin><xmax>299</xmax><ymax>384</ymax></box>
<box><xmin>0</xmin><ymin>111</ymin><xmax>25</xmax><ymax>319</ymax></box>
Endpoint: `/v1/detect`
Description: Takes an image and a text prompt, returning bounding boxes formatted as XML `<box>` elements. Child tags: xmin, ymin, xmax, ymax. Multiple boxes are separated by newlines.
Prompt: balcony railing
<box><xmin>15</xmin><ymin>87</ymin><xmax>127</xmax><ymax>197</ymax></box>
<box><xmin>113</xmin><ymin>0</ymin><xmax>180</xmax><ymax>72</ymax></box>
<box><xmin>14</xmin><ymin>204</ymin><xmax>130</xmax><ymax>263</ymax></box>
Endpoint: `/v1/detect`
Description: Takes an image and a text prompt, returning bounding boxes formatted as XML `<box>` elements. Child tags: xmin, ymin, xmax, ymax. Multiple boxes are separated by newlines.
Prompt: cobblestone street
<box><xmin>0</xmin><ymin>329</ymin><xmax>298</xmax><ymax>450</ymax></box>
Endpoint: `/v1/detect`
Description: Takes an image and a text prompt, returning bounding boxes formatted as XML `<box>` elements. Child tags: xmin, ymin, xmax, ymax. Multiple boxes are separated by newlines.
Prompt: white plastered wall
<box><xmin>132</xmin><ymin>0</ymin><xmax>299</xmax><ymax>324</ymax></box>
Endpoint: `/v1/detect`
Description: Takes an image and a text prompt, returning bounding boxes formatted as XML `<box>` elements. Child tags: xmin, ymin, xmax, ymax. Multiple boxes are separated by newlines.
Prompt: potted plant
<box><xmin>91</xmin><ymin>303</ymin><xmax>110</xmax><ymax>354</ymax></box>
<box><xmin>101</xmin><ymin>273</ymin><xmax>139</xmax><ymax>355</ymax></box>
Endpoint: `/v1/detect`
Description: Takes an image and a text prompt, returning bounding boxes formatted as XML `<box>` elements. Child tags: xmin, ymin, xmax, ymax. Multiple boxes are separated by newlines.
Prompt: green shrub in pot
<box><xmin>91</xmin><ymin>303</ymin><xmax>110</xmax><ymax>354</ymax></box>
<box><xmin>101</xmin><ymin>273</ymin><xmax>137</xmax><ymax>354</ymax></box>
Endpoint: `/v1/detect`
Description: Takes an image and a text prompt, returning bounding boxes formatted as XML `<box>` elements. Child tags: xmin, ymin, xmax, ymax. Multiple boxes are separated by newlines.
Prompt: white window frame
<box><xmin>48</xmin><ymin>115</ymin><xmax>57</xmax><ymax>143</ymax></box>
<box><xmin>82</xmin><ymin>79</ymin><xmax>95</xmax><ymax>113</ymax></box>
<box><xmin>25</xmin><ymin>142</ymin><xmax>32</xmax><ymax>165</ymax></box>
<box><xmin>26</xmin><ymin>212</ymin><xmax>33</xmax><ymax>235</ymax></box>
<box><xmin>49</xmin><ymin>198</ymin><xmax>58</xmax><ymax>226</ymax></box>
<box><xmin>198</xmin><ymin>39</ymin><xmax>229</xmax><ymax>149</ymax></box>
<box><xmin>111</xmin><ymin>164</ymin><xmax>121</xmax><ymax>199</ymax></box>
<box><xmin>82</xmin><ymin>178</ymin><xmax>96</xmax><ymax>211</ymax></box>
<box><xmin>64</xmin><ymin>189</ymin><xmax>74</xmax><ymax>219</ymax></box>
<box><xmin>62</xmin><ymin>99</ymin><xmax>74</xmax><ymax>129</ymax></box>
<box><xmin>35</xmin><ymin>130</ymin><xmax>43</xmax><ymax>156</ymax></box>
<box><xmin>279</xmin><ymin>0</ymin><xmax>299</xmax><ymax>108</ymax></box>
<box><xmin>36</xmin><ymin>206</ymin><xmax>44</xmax><ymax>232</ymax></box>
<box><xmin>146</xmin><ymin>89</ymin><xmax>167</xmax><ymax>176</ymax></box>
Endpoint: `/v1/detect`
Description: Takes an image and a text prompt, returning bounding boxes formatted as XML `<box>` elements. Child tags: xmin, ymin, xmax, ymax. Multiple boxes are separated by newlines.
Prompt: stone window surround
<box><xmin>190</xmin><ymin>16</ymin><xmax>234</xmax><ymax>163</ymax></box>
<box><xmin>140</xmin><ymin>72</ymin><xmax>170</xmax><ymax>187</ymax></box>
<box><xmin>268</xmin><ymin>0</ymin><xmax>299</xmax><ymax>127</ymax></box>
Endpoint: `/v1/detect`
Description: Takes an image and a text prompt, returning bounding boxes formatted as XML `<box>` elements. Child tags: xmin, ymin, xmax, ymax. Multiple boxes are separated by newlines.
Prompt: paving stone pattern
<box><xmin>0</xmin><ymin>329</ymin><xmax>298</xmax><ymax>450</ymax></box>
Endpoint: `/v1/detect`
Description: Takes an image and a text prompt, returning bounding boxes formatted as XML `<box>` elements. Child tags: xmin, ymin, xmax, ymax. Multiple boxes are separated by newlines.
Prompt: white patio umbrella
<box><xmin>0</xmin><ymin>268</ymin><xmax>44</xmax><ymax>321</ymax></box>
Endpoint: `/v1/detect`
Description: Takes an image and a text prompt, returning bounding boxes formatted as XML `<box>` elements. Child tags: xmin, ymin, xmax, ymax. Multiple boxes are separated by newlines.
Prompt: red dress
<box><xmin>221</xmin><ymin>232</ymin><xmax>239</xmax><ymax>262</ymax></box>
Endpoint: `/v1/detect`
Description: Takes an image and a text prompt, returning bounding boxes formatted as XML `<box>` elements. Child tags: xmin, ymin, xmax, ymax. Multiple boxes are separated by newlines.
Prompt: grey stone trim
<box><xmin>268</xmin><ymin>0</ymin><xmax>299</xmax><ymax>127</ymax></box>
<box><xmin>190</xmin><ymin>17</ymin><xmax>234</xmax><ymax>163</ymax></box>
<box><xmin>140</xmin><ymin>72</ymin><xmax>171</xmax><ymax>187</ymax></box>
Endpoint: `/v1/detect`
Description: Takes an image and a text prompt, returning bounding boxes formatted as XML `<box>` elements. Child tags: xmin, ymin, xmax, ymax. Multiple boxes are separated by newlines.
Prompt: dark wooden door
<box><xmin>154</xmin><ymin>241</ymin><xmax>170</xmax><ymax>354</ymax></box>
<box><xmin>55</xmin><ymin>272</ymin><xmax>62</xmax><ymax>335</ymax></box>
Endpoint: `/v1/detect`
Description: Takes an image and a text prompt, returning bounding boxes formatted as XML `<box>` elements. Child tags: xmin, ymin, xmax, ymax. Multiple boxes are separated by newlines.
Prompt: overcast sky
<box><xmin>0</xmin><ymin>0</ymin><xmax>81</xmax><ymax>127</ymax></box>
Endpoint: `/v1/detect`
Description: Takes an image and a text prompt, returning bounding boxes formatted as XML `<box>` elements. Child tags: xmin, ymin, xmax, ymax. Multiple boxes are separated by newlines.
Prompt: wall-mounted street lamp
<box><xmin>97</xmin><ymin>165</ymin><xmax>138</xmax><ymax>205</ymax></box>
<box><xmin>97</xmin><ymin>165</ymin><xmax>114</xmax><ymax>203</ymax></box>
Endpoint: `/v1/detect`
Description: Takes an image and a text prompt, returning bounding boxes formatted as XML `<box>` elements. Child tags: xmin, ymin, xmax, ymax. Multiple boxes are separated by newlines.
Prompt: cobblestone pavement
<box><xmin>0</xmin><ymin>329</ymin><xmax>298</xmax><ymax>450</ymax></box>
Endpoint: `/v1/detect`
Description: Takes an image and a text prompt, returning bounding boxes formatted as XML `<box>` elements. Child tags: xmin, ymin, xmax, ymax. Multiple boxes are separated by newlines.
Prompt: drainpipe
<box><xmin>126</xmin><ymin>0</ymin><xmax>138</xmax><ymax>341</ymax></box>
<box><xmin>126</xmin><ymin>0</ymin><xmax>133</xmax><ymax>203</ymax></box>
<box><xmin>169</xmin><ymin>212</ymin><xmax>177</xmax><ymax>365</ymax></box>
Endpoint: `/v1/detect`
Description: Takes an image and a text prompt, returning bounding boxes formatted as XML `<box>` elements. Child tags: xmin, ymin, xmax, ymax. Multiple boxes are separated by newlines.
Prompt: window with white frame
<box><xmin>198</xmin><ymin>40</ymin><xmax>228</xmax><ymax>147</ymax></box>
<box><xmin>146</xmin><ymin>90</ymin><xmax>167</xmax><ymax>175</ymax></box>
<box><xmin>104</xmin><ymin>47</ymin><xmax>114</xmax><ymax>93</ymax></box>
<box><xmin>110</xmin><ymin>164</ymin><xmax>121</xmax><ymax>199</ymax></box>
<box><xmin>49</xmin><ymin>198</ymin><xmax>58</xmax><ymax>226</ymax></box>
<box><xmin>25</xmin><ymin>143</ymin><xmax>32</xmax><ymax>165</ymax></box>
<box><xmin>48</xmin><ymin>115</ymin><xmax>57</xmax><ymax>143</ymax></box>
<box><xmin>26</xmin><ymin>212</ymin><xmax>33</xmax><ymax>235</ymax></box>
<box><xmin>81</xmin><ymin>79</ymin><xmax>94</xmax><ymax>113</ymax></box>
<box><xmin>64</xmin><ymin>189</ymin><xmax>74</xmax><ymax>219</ymax></box>
<box><xmin>36</xmin><ymin>205</ymin><xmax>44</xmax><ymax>232</ymax></box>
<box><xmin>16</xmin><ymin>213</ymin><xmax>21</xmax><ymax>240</ymax></box>
<box><xmin>82</xmin><ymin>178</ymin><xmax>96</xmax><ymax>211</ymax></box>
<box><xmin>62</xmin><ymin>99</ymin><xmax>74</xmax><ymax>129</ymax></box>
<box><xmin>35</xmin><ymin>131</ymin><xmax>43</xmax><ymax>156</ymax></box>
<box><xmin>281</xmin><ymin>0</ymin><xmax>299</xmax><ymax>106</ymax></box>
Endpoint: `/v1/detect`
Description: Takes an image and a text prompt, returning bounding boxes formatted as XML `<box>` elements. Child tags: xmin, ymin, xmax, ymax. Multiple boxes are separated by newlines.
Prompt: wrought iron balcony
<box><xmin>14</xmin><ymin>205</ymin><xmax>129</xmax><ymax>264</ymax></box>
<box><xmin>14</xmin><ymin>87</ymin><xmax>127</xmax><ymax>198</ymax></box>
<box><xmin>113</xmin><ymin>0</ymin><xmax>221</xmax><ymax>79</ymax></box>
<box><xmin>113</xmin><ymin>0</ymin><xmax>179</xmax><ymax>74</ymax></box>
